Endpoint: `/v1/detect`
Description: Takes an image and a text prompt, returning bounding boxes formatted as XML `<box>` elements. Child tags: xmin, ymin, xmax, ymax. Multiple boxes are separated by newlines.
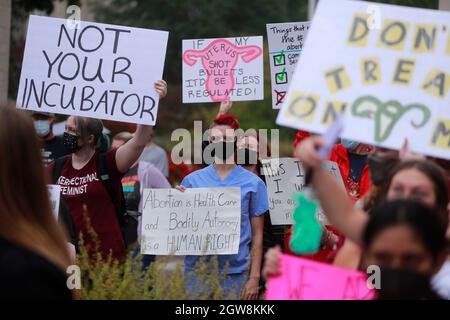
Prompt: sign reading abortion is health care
<box><xmin>141</xmin><ymin>188</ymin><xmax>241</xmax><ymax>255</ymax></box>
<box><xmin>17</xmin><ymin>15</ymin><xmax>168</xmax><ymax>125</ymax></box>
<box><xmin>277</xmin><ymin>0</ymin><xmax>450</xmax><ymax>160</ymax></box>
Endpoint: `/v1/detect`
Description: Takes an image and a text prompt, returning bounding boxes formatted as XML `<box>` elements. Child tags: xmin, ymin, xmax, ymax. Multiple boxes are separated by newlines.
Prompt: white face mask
<box><xmin>34</xmin><ymin>120</ymin><xmax>51</xmax><ymax>137</ymax></box>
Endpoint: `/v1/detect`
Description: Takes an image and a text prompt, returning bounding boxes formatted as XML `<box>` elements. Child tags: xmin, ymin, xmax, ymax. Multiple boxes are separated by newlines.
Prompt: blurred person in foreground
<box><xmin>0</xmin><ymin>107</ymin><xmax>73</xmax><ymax>299</ymax></box>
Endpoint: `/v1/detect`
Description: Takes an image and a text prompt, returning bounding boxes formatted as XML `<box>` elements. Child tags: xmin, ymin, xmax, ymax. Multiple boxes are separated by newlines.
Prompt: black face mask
<box><xmin>211</xmin><ymin>141</ymin><xmax>236</xmax><ymax>161</ymax></box>
<box><xmin>237</xmin><ymin>148</ymin><xmax>258</xmax><ymax>166</ymax></box>
<box><xmin>367</xmin><ymin>154</ymin><xmax>399</xmax><ymax>186</ymax></box>
<box><xmin>63</xmin><ymin>132</ymin><xmax>81</xmax><ymax>154</ymax></box>
<box><xmin>376</xmin><ymin>268</ymin><xmax>434</xmax><ymax>300</ymax></box>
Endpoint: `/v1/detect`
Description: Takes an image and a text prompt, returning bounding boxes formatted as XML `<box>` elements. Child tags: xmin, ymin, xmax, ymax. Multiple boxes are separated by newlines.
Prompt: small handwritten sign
<box><xmin>266</xmin><ymin>254</ymin><xmax>376</xmax><ymax>300</ymax></box>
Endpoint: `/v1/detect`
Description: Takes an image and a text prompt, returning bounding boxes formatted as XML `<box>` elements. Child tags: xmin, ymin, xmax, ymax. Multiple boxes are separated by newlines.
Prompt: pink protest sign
<box><xmin>182</xmin><ymin>37</ymin><xmax>264</xmax><ymax>103</ymax></box>
<box><xmin>266</xmin><ymin>254</ymin><xmax>376</xmax><ymax>300</ymax></box>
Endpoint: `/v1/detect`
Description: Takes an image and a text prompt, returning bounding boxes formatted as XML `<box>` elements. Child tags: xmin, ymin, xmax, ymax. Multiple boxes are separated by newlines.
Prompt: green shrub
<box><xmin>76</xmin><ymin>239</ymin><xmax>239</xmax><ymax>300</ymax></box>
<box><xmin>75</xmin><ymin>209</ymin><xmax>239</xmax><ymax>300</ymax></box>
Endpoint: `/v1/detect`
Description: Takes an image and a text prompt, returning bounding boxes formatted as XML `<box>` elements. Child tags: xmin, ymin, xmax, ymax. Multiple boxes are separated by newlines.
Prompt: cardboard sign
<box><xmin>141</xmin><ymin>188</ymin><xmax>241</xmax><ymax>255</ymax></box>
<box><xmin>182</xmin><ymin>36</ymin><xmax>264</xmax><ymax>103</ymax></box>
<box><xmin>48</xmin><ymin>184</ymin><xmax>61</xmax><ymax>218</ymax></box>
<box><xmin>261</xmin><ymin>158</ymin><xmax>345</xmax><ymax>225</ymax></box>
<box><xmin>266</xmin><ymin>22</ymin><xmax>310</xmax><ymax>109</ymax></box>
<box><xmin>277</xmin><ymin>0</ymin><xmax>450</xmax><ymax>160</ymax></box>
<box><xmin>17</xmin><ymin>15</ymin><xmax>168</xmax><ymax>125</ymax></box>
<box><xmin>266</xmin><ymin>254</ymin><xmax>376</xmax><ymax>300</ymax></box>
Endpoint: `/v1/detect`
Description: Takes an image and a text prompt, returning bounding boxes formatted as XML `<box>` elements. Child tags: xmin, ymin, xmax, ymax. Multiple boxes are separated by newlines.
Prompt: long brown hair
<box><xmin>0</xmin><ymin>107</ymin><xmax>71</xmax><ymax>271</ymax></box>
<box><xmin>362</xmin><ymin>185</ymin><xmax>383</xmax><ymax>212</ymax></box>
<box><xmin>245</xmin><ymin>131</ymin><xmax>272</xmax><ymax>159</ymax></box>
<box><xmin>383</xmin><ymin>160</ymin><xmax>449</xmax><ymax>225</ymax></box>
<box><xmin>363</xmin><ymin>159</ymin><xmax>449</xmax><ymax>228</ymax></box>
<box><xmin>242</xmin><ymin>131</ymin><xmax>272</xmax><ymax>177</ymax></box>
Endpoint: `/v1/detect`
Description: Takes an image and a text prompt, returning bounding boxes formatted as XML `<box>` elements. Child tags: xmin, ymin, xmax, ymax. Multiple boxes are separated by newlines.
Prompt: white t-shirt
<box><xmin>432</xmin><ymin>260</ymin><xmax>450</xmax><ymax>299</ymax></box>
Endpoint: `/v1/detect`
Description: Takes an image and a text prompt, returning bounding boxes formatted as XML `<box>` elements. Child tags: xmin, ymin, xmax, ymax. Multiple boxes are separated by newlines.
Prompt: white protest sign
<box><xmin>17</xmin><ymin>15</ymin><xmax>168</xmax><ymax>125</ymax></box>
<box><xmin>141</xmin><ymin>188</ymin><xmax>241</xmax><ymax>255</ymax></box>
<box><xmin>182</xmin><ymin>36</ymin><xmax>264</xmax><ymax>103</ymax></box>
<box><xmin>48</xmin><ymin>185</ymin><xmax>61</xmax><ymax>218</ymax></box>
<box><xmin>261</xmin><ymin>158</ymin><xmax>345</xmax><ymax>225</ymax></box>
<box><xmin>277</xmin><ymin>0</ymin><xmax>450</xmax><ymax>160</ymax></box>
<box><xmin>266</xmin><ymin>22</ymin><xmax>310</xmax><ymax>109</ymax></box>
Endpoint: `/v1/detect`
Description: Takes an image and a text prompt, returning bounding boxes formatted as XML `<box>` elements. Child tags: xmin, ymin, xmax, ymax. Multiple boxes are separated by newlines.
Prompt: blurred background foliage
<box><xmin>9</xmin><ymin>0</ymin><xmax>438</xmax><ymax>156</ymax></box>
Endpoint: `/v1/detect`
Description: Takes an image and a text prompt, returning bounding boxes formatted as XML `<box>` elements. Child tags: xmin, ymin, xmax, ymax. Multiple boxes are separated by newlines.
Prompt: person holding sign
<box><xmin>263</xmin><ymin>200</ymin><xmax>447</xmax><ymax>300</ymax></box>
<box><xmin>333</xmin><ymin>141</ymin><xmax>432</xmax><ymax>270</ymax></box>
<box><xmin>177</xmin><ymin>114</ymin><xmax>268</xmax><ymax>300</ymax></box>
<box><xmin>217</xmin><ymin>99</ymin><xmax>288</xmax><ymax>254</ymax></box>
<box><xmin>217</xmin><ymin>99</ymin><xmax>289</xmax><ymax>296</ymax></box>
<box><xmin>0</xmin><ymin>107</ymin><xmax>72</xmax><ymax>299</ymax></box>
<box><xmin>294</xmin><ymin>130</ymin><xmax>372</xmax><ymax>202</ymax></box>
<box><xmin>333</xmin><ymin>146</ymin><xmax>400</xmax><ymax>270</ymax></box>
<box><xmin>111</xmin><ymin>131</ymin><xmax>171</xmax><ymax>269</ymax></box>
<box><xmin>296</xmin><ymin>136</ymin><xmax>450</xmax><ymax>299</ymax></box>
<box><xmin>50</xmin><ymin>80</ymin><xmax>167</xmax><ymax>261</ymax></box>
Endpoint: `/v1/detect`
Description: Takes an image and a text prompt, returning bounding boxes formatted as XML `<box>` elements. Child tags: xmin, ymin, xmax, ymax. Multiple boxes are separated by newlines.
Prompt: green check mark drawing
<box><xmin>277</xmin><ymin>67</ymin><xmax>287</xmax><ymax>82</ymax></box>
<box><xmin>275</xmin><ymin>50</ymin><xmax>285</xmax><ymax>64</ymax></box>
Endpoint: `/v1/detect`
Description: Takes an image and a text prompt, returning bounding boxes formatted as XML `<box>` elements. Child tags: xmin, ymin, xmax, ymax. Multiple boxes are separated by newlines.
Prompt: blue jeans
<box><xmin>131</xmin><ymin>246</ymin><xmax>156</xmax><ymax>272</ymax></box>
<box><xmin>185</xmin><ymin>271</ymin><xmax>246</xmax><ymax>299</ymax></box>
<box><xmin>141</xmin><ymin>254</ymin><xmax>156</xmax><ymax>271</ymax></box>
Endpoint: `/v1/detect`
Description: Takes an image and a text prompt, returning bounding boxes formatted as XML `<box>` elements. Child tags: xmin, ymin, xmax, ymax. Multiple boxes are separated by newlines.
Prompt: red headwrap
<box><xmin>212</xmin><ymin>114</ymin><xmax>240</xmax><ymax>129</ymax></box>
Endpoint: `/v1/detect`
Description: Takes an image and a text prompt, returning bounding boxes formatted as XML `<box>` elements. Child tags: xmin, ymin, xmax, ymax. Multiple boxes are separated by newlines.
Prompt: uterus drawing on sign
<box><xmin>183</xmin><ymin>38</ymin><xmax>262</xmax><ymax>102</ymax></box>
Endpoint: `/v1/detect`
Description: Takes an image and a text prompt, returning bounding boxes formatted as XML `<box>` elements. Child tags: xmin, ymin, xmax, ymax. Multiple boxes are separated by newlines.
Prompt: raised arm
<box><xmin>217</xmin><ymin>98</ymin><xmax>233</xmax><ymax>117</ymax></box>
<box><xmin>116</xmin><ymin>80</ymin><xmax>167</xmax><ymax>173</ymax></box>
<box><xmin>297</xmin><ymin>136</ymin><xmax>369</xmax><ymax>244</ymax></box>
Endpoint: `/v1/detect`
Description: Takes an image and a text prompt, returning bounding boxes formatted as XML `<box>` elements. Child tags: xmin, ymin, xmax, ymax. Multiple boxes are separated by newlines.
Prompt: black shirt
<box><xmin>41</xmin><ymin>135</ymin><xmax>68</xmax><ymax>166</ymax></box>
<box><xmin>122</xmin><ymin>165</ymin><xmax>141</xmax><ymax>213</ymax></box>
<box><xmin>0</xmin><ymin>236</ymin><xmax>72</xmax><ymax>300</ymax></box>
<box><xmin>348</xmin><ymin>153</ymin><xmax>368</xmax><ymax>182</ymax></box>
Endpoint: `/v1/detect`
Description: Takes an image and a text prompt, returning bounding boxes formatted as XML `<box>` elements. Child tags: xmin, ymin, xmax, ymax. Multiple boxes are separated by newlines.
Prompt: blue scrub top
<box><xmin>181</xmin><ymin>164</ymin><xmax>269</xmax><ymax>274</ymax></box>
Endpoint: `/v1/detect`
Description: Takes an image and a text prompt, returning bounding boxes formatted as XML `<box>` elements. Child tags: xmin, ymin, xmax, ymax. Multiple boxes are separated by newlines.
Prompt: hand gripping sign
<box><xmin>182</xmin><ymin>37</ymin><xmax>264</xmax><ymax>103</ymax></box>
<box><xmin>289</xmin><ymin>191</ymin><xmax>323</xmax><ymax>255</ymax></box>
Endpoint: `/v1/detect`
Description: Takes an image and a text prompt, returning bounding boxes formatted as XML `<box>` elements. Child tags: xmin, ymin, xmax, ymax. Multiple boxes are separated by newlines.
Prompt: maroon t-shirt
<box><xmin>49</xmin><ymin>149</ymin><xmax>125</xmax><ymax>260</ymax></box>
